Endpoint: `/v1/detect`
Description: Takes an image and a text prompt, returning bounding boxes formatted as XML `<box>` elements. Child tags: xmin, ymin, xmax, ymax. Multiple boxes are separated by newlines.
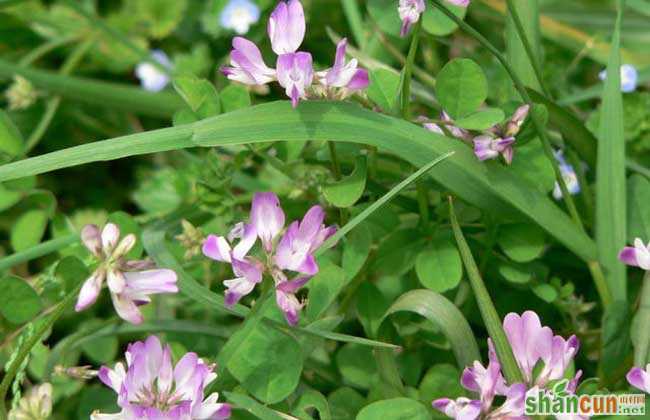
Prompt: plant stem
<box><xmin>340</xmin><ymin>0</ymin><xmax>366</xmax><ymax>49</ymax></box>
<box><xmin>449</xmin><ymin>197</ymin><xmax>525</xmax><ymax>384</ymax></box>
<box><xmin>401</xmin><ymin>19</ymin><xmax>422</xmax><ymax>120</ymax></box>
<box><xmin>18</xmin><ymin>35</ymin><xmax>79</xmax><ymax>67</ymax></box>
<box><xmin>504</xmin><ymin>0</ymin><xmax>549</xmax><ymax>97</ymax></box>
<box><xmin>0</xmin><ymin>234</ymin><xmax>78</xmax><ymax>272</ymax></box>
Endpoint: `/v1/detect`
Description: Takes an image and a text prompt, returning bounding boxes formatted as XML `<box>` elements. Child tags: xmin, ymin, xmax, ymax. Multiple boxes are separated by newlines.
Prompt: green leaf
<box><xmin>0</xmin><ymin>110</ymin><xmax>23</xmax><ymax>160</ymax></box>
<box><xmin>367</xmin><ymin>69</ymin><xmax>400</xmax><ymax>111</ymax></box>
<box><xmin>80</xmin><ymin>320</ymin><xmax>119</xmax><ymax>363</ymax></box>
<box><xmin>421</xmin><ymin>3</ymin><xmax>467</xmax><ymax>36</ymax></box>
<box><xmin>305</xmin><ymin>263</ymin><xmax>347</xmax><ymax>321</ymax></box>
<box><xmin>435</xmin><ymin>58</ymin><xmax>488</xmax><ymax>119</ymax></box>
<box><xmin>224</xmin><ymin>392</ymin><xmax>284</xmax><ymax>420</ymax></box>
<box><xmin>374</xmin><ymin>229</ymin><xmax>425</xmax><ymax>276</ymax></box>
<box><xmin>0</xmin><ymin>275</ymin><xmax>42</xmax><ymax>324</ymax></box>
<box><xmin>497</xmin><ymin>223</ymin><xmax>546</xmax><ymax>263</ymax></box>
<box><xmin>505</xmin><ymin>0</ymin><xmax>542</xmax><ymax>92</ymax></box>
<box><xmin>498</xmin><ymin>262</ymin><xmax>532</xmax><ymax>285</ymax></box>
<box><xmin>227</xmin><ymin>325</ymin><xmax>303</xmax><ymax>404</ymax></box>
<box><xmin>366</xmin><ymin>0</ymin><xmax>402</xmax><ymax>35</ymax></box>
<box><xmin>293</xmin><ymin>390</ymin><xmax>332</xmax><ymax>420</ymax></box>
<box><xmin>323</xmin><ymin>156</ymin><xmax>367</xmax><ymax>208</ymax></box>
<box><xmin>382</xmin><ymin>289</ymin><xmax>480</xmax><ymax>369</ymax></box>
<box><xmin>357</xmin><ymin>398</ymin><xmax>431</xmax><ymax>420</ymax></box>
<box><xmin>55</xmin><ymin>256</ymin><xmax>89</xmax><ymax>293</ymax></box>
<box><xmin>126</xmin><ymin>0</ymin><xmax>188</xmax><ymax>39</ymax></box>
<box><xmin>0</xmin><ymin>183</ymin><xmax>22</xmax><ymax>212</ymax></box>
<box><xmin>173</xmin><ymin>76</ymin><xmax>221</xmax><ymax>118</ymax></box>
<box><xmin>418</xmin><ymin>364</ymin><xmax>464</xmax><ymax>409</ymax></box>
<box><xmin>415</xmin><ymin>237</ymin><xmax>463</xmax><ymax>293</ymax></box>
<box><xmin>532</xmin><ymin>283</ymin><xmax>558</xmax><ymax>303</ymax></box>
<box><xmin>454</xmin><ymin>108</ymin><xmax>505</xmax><ymax>130</ymax></box>
<box><xmin>341</xmin><ymin>223</ymin><xmax>372</xmax><ymax>280</ymax></box>
<box><xmin>328</xmin><ymin>387</ymin><xmax>366</xmax><ymax>419</ymax></box>
<box><xmin>336</xmin><ymin>343</ymin><xmax>377</xmax><ymax>389</ymax></box>
<box><xmin>627</xmin><ymin>174</ymin><xmax>650</xmax><ymax>242</ymax></box>
<box><xmin>508</xmin><ymin>139</ymin><xmax>555</xmax><ymax>193</ymax></box>
<box><xmin>220</xmin><ymin>84</ymin><xmax>251</xmax><ymax>113</ymax></box>
<box><xmin>596</xmin><ymin>0</ymin><xmax>627</xmax><ymax>302</ymax></box>
<box><xmin>11</xmin><ymin>209</ymin><xmax>48</xmax><ymax>252</ymax></box>
<box><xmin>0</xmin><ymin>101</ymin><xmax>597</xmax><ymax>263</ymax></box>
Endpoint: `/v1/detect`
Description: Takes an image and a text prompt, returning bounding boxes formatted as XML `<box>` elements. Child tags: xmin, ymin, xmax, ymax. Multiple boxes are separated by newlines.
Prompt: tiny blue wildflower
<box><xmin>220</xmin><ymin>0</ymin><xmax>260</xmax><ymax>35</ymax></box>
<box><xmin>599</xmin><ymin>64</ymin><xmax>638</xmax><ymax>93</ymax></box>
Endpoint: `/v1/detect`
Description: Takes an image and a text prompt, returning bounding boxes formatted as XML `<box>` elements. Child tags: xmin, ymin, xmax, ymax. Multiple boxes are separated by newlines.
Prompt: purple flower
<box><xmin>222</xmin><ymin>37</ymin><xmax>276</xmax><ymax>85</ymax></box>
<box><xmin>202</xmin><ymin>192</ymin><xmax>336</xmax><ymax>325</ymax></box>
<box><xmin>268</xmin><ymin>0</ymin><xmax>306</xmax><ymax>55</ymax></box>
<box><xmin>460</xmin><ymin>354</ymin><xmax>506</xmax><ymax>412</ymax></box>
<box><xmin>398</xmin><ymin>0</ymin><xmax>425</xmax><ymax>37</ymax></box>
<box><xmin>276</xmin><ymin>52</ymin><xmax>314</xmax><ymax>108</ymax></box>
<box><xmin>316</xmin><ymin>39</ymin><xmax>369</xmax><ymax>91</ymax></box>
<box><xmin>619</xmin><ymin>238</ymin><xmax>650</xmax><ymax>270</ymax></box>
<box><xmin>504</xmin><ymin>105</ymin><xmax>530</xmax><ymax>137</ymax></box>
<box><xmin>432</xmin><ymin>397</ymin><xmax>481</xmax><ymax>420</ymax></box>
<box><xmin>500</xmin><ymin>311</ymin><xmax>580</xmax><ymax>387</ymax></box>
<box><xmin>473</xmin><ymin>135</ymin><xmax>515</xmax><ymax>165</ymax></box>
<box><xmin>627</xmin><ymin>365</ymin><xmax>650</xmax><ymax>393</ymax></box>
<box><xmin>447</xmin><ymin>0</ymin><xmax>471</xmax><ymax>7</ymax></box>
<box><xmin>94</xmin><ymin>336</ymin><xmax>231</xmax><ymax>419</ymax></box>
<box><xmin>76</xmin><ymin>224</ymin><xmax>178</xmax><ymax>324</ymax></box>
<box><xmin>203</xmin><ymin>223</ymin><xmax>263</xmax><ymax>306</ymax></box>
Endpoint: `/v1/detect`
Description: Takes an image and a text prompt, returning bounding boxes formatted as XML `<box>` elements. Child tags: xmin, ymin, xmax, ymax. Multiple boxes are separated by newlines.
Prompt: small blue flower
<box><xmin>599</xmin><ymin>64</ymin><xmax>638</xmax><ymax>93</ymax></box>
<box><xmin>553</xmin><ymin>150</ymin><xmax>580</xmax><ymax>200</ymax></box>
<box><xmin>135</xmin><ymin>50</ymin><xmax>172</xmax><ymax>92</ymax></box>
<box><xmin>220</xmin><ymin>0</ymin><xmax>260</xmax><ymax>35</ymax></box>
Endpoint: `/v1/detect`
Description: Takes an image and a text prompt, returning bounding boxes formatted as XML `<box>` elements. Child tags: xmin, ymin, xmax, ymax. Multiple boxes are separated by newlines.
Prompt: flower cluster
<box><xmin>222</xmin><ymin>0</ymin><xmax>369</xmax><ymax>107</ymax></box>
<box><xmin>75</xmin><ymin>223</ymin><xmax>178</xmax><ymax>324</ymax></box>
<box><xmin>93</xmin><ymin>336</ymin><xmax>231</xmax><ymax>419</ymax></box>
<box><xmin>202</xmin><ymin>192</ymin><xmax>336</xmax><ymax>325</ymax></box>
<box><xmin>433</xmin><ymin>311</ymin><xmax>583</xmax><ymax>419</ymax></box>
<box><xmin>398</xmin><ymin>0</ymin><xmax>470</xmax><ymax>37</ymax></box>
<box><xmin>423</xmin><ymin>105</ymin><xmax>530</xmax><ymax>165</ymax></box>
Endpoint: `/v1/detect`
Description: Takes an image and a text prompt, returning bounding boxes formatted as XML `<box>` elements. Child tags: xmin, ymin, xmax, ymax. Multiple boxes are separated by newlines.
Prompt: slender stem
<box><xmin>24</xmin><ymin>37</ymin><xmax>95</xmax><ymax>154</ymax></box>
<box><xmin>627</xmin><ymin>159</ymin><xmax>650</xmax><ymax>180</ymax></box>
<box><xmin>0</xmin><ymin>284</ymin><xmax>81</xmax><ymax>416</ymax></box>
<box><xmin>587</xmin><ymin>261</ymin><xmax>613</xmax><ymax>309</ymax></box>
<box><xmin>0</xmin><ymin>234</ymin><xmax>78</xmax><ymax>272</ymax></box>
<box><xmin>416</xmin><ymin>181</ymin><xmax>430</xmax><ymax>225</ymax></box>
<box><xmin>504</xmin><ymin>0</ymin><xmax>549</xmax><ymax>97</ymax></box>
<box><xmin>401</xmin><ymin>19</ymin><xmax>422</xmax><ymax>120</ymax></box>
<box><xmin>340</xmin><ymin>0</ymin><xmax>366</xmax><ymax>49</ymax></box>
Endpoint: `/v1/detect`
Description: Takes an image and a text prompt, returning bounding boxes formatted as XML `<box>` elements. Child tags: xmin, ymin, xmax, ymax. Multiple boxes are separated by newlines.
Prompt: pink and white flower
<box><xmin>619</xmin><ymin>238</ymin><xmax>650</xmax><ymax>270</ymax></box>
<box><xmin>93</xmin><ymin>336</ymin><xmax>231</xmax><ymax>419</ymax></box>
<box><xmin>76</xmin><ymin>223</ymin><xmax>178</xmax><ymax>324</ymax></box>
<box><xmin>627</xmin><ymin>364</ymin><xmax>650</xmax><ymax>393</ymax></box>
<box><xmin>202</xmin><ymin>192</ymin><xmax>336</xmax><ymax>325</ymax></box>
<box><xmin>398</xmin><ymin>0</ymin><xmax>425</xmax><ymax>37</ymax></box>
<box><xmin>473</xmin><ymin>135</ymin><xmax>515</xmax><ymax>165</ymax></box>
<box><xmin>316</xmin><ymin>39</ymin><xmax>369</xmax><ymax>92</ymax></box>
<box><xmin>222</xmin><ymin>0</ymin><xmax>367</xmax><ymax>107</ymax></box>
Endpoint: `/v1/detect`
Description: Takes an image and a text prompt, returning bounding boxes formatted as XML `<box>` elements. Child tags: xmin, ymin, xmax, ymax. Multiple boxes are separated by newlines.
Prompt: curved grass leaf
<box><xmin>224</xmin><ymin>392</ymin><xmax>287</xmax><ymax>420</ymax></box>
<box><xmin>596</xmin><ymin>0</ymin><xmax>627</xmax><ymax>302</ymax></box>
<box><xmin>0</xmin><ymin>101</ymin><xmax>596</xmax><ymax>263</ymax></box>
<box><xmin>382</xmin><ymin>289</ymin><xmax>480</xmax><ymax>369</ymax></box>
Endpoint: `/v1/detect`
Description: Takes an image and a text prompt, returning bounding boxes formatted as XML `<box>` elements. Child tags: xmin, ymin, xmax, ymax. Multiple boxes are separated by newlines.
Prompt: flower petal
<box><xmin>75</xmin><ymin>270</ymin><xmax>105</xmax><ymax>311</ymax></box>
<box><xmin>203</xmin><ymin>235</ymin><xmax>232</xmax><ymax>263</ymax></box>
<box><xmin>110</xmin><ymin>292</ymin><xmax>143</xmax><ymax>324</ymax></box>
<box><xmin>81</xmin><ymin>224</ymin><xmax>102</xmax><ymax>256</ymax></box>
<box><xmin>101</xmin><ymin>223</ymin><xmax>120</xmax><ymax>255</ymax></box>
<box><xmin>268</xmin><ymin>0</ymin><xmax>305</xmax><ymax>55</ymax></box>
<box><xmin>251</xmin><ymin>192</ymin><xmax>285</xmax><ymax>251</ymax></box>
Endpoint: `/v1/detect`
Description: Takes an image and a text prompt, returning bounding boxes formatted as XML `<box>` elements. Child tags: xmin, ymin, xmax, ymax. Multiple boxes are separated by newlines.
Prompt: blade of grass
<box><xmin>596</xmin><ymin>0</ymin><xmax>627</xmax><ymax>303</ymax></box>
<box><xmin>340</xmin><ymin>0</ymin><xmax>367</xmax><ymax>49</ymax></box>
<box><xmin>0</xmin><ymin>101</ymin><xmax>597</xmax><ymax>263</ymax></box>
<box><xmin>382</xmin><ymin>289</ymin><xmax>481</xmax><ymax>369</ymax></box>
<box><xmin>0</xmin><ymin>233</ymin><xmax>78</xmax><ymax>271</ymax></box>
<box><xmin>0</xmin><ymin>58</ymin><xmax>183</xmax><ymax>118</ymax></box>
<box><xmin>449</xmin><ymin>197</ymin><xmax>524</xmax><ymax>384</ymax></box>
<box><xmin>504</xmin><ymin>0</ymin><xmax>546</xmax><ymax>94</ymax></box>
<box><xmin>634</xmin><ymin>272</ymin><xmax>650</xmax><ymax>366</ymax></box>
